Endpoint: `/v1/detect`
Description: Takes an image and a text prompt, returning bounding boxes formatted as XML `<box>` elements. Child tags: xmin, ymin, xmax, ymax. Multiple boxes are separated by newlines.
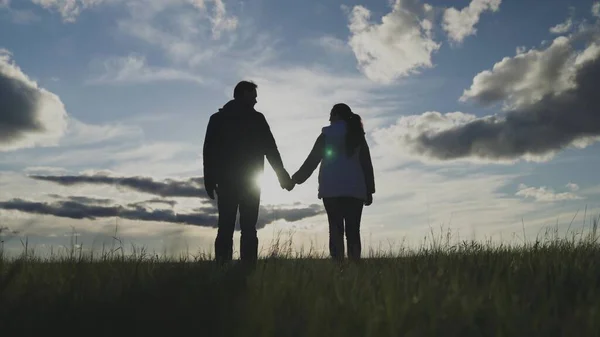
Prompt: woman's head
<box><xmin>329</xmin><ymin>103</ymin><xmax>365</xmax><ymax>156</ymax></box>
<box><xmin>330</xmin><ymin>103</ymin><xmax>353</xmax><ymax>124</ymax></box>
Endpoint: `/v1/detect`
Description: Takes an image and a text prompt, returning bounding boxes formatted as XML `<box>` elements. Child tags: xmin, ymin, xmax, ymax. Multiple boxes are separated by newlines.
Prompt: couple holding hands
<box><xmin>203</xmin><ymin>81</ymin><xmax>375</xmax><ymax>265</ymax></box>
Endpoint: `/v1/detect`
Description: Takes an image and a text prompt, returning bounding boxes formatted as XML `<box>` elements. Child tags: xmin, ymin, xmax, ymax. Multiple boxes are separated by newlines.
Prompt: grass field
<box><xmin>1</xmin><ymin>221</ymin><xmax>600</xmax><ymax>337</ymax></box>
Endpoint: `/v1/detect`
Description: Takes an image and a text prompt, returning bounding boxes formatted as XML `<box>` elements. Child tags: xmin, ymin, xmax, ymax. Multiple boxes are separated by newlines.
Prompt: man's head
<box><xmin>233</xmin><ymin>81</ymin><xmax>258</xmax><ymax>108</ymax></box>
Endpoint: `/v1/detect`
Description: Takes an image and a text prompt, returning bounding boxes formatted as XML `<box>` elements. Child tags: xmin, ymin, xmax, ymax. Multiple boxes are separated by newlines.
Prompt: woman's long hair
<box><xmin>331</xmin><ymin>103</ymin><xmax>365</xmax><ymax>157</ymax></box>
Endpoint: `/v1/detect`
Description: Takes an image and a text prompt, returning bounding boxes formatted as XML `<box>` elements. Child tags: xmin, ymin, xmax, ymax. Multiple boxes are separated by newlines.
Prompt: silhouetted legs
<box><xmin>238</xmin><ymin>190</ymin><xmax>260</xmax><ymax>265</ymax></box>
<box><xmin>214</xmin><ymin>183</ymin><xmax>261</xmax><ymax>266</ymax></box>
<box><xmin>323</xmin><ymin>197</ymin><xmax>364</xmax><ymax>262</ymax></box>
<box><xmin>344</xmin><ymin>199</ymin><xmax>363</xmax><ymax>261</ymax></box>
<box><xmin>323</xmin><ymin>198</ymin><xmax>345</xmax><ymax>261</ymax></box>
<box><xmin>215</xmin><ymin>193</ymin><xmax>237</xmax><ymax>264</ymax></box>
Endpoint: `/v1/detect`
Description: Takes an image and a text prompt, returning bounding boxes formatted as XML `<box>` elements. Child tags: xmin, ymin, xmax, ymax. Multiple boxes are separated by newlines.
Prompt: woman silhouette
<box><xmin>292</xmin><ymin>103</ymin><xmax>375</xmax><ymax>261</ymax></box>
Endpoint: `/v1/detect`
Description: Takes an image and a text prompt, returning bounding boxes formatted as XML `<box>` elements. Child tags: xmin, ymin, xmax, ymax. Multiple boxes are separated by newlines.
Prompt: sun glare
<box><xmin>255</xmin><ymin>171</ymin><xmax>294</xmax><ymax>205</ymax></box>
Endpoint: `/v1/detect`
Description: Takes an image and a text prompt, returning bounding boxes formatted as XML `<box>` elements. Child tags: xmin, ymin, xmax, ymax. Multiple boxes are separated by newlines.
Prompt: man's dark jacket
<box><xmin>203</xmin><ymin>99</ymin><xmax>289</xmax><ymax>191</ymax></box>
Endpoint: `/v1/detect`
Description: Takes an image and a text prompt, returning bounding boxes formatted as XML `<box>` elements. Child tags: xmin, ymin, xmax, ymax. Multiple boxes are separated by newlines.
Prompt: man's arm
<box><xmin>292</xmin><ymin>134</ymin><xmax>324</xmax><ymax>184</ymax></box>
<box><xmin>259</xmin><ymin>114</ymin><xmax>291</xmax><ymax>188</ymax></box>
<box><xmin>203</xmin><ymin>115</ymin><xmax>219</xmax><ymax>198</ymax></box>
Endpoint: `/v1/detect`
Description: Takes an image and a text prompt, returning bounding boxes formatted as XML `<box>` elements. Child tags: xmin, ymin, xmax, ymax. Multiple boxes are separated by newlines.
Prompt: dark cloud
<box><xmin>129</xmin><ymin>199</ymin><xmax>178</xmax><ymax>208</ymax></box>
<box><xmin>2</xmin><ymin>185</ymin><xmax>325</xmax><ymax>229</ymax></box>
<box><xmin>48</xmin><ymin>194</ymin><xmax>178</xmax><ymax>209</ymax></box>
<box><xmin>258</xmin><ymin>204</ymin><xmax>324</xmax><ymax>227</ymax></box>
<box><xmin>48</xmin><ymin>194</ymin><xmax>114</xmax><ymax>205</ymax></box>
<box><xmin>30</xmin><ymin>175</ymin><xmax>325</xmax><ymax>222</ymax></box>
<box><xmin>0</xmin><ymin>49</ymin><xmax>67</xmax><ymax>150</ymax></box>
<box><xmin>0</xmin><ymin>198</ymin><xmax>218</xmax><ymax>227</ymax></box>
<box><xmin>0</xmin><ymin>199</ymin><xmax>116</xmax><ymax>220</ymax></box>
<box><xmin>30</xmin><ymin>174</ymin><xmax>205</xmax><ymax>198</ymax></box>
<box><xmin>402</xmin><ymin>36</ymin><xmax>600</xmax><ymax>162</ymax></box>
<box><xmin>460</xmin><ymin>37</ymin><xmax>576</xmax><ymax>109</ymax></box>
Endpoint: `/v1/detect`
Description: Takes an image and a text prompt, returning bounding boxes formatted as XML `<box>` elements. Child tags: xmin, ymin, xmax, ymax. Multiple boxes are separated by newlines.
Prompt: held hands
<box><xmin>278</xmin><ymin>173</ymin><xmax>298</xmax><ymax>192</ymax></box>
<box><xmin>285</xmin><ymin>178</ymin><xmax>295</xmax><ymax>191</ymax></box>
<box><xmin>278</xmin><ymin>172</ymin><xmax>296</xmax><ymax>192</ymax></box>
<box><xmin>286</xmin><ymin>176</ymin><xmax>302</xmax><ymax>192</ymax></box>
<box><xmin>282</xmin><ymin>176</ymin><xmax>295</xmax><ymax>191</ymax></box>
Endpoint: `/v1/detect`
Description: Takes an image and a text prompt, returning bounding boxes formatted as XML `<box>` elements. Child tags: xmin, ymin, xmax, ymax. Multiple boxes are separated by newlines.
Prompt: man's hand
<box><xmin>365</xmin><ymin>193</ymin><xmax>373</xmax><ymax>206</ymax></box>
<box><xmin>280</xmin><ymin>176</ymin><xmax>295</xmax><ymax>191</ymax></box>
<box><xmin>206</xmin><ymin>183</ymin><xmax>218</xmax><ymax>200</ymax></box>
<box><xmin>278</xmin><ymin>171</ymin><xmax>294</xmax><ymax>191</ymax></box>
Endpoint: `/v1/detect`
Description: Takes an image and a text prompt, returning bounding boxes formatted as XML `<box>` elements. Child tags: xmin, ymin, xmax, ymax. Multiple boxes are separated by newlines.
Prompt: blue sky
<box><xmin>1</xmin><ymin>0</ymin><xmax>600</xmax><ymax>257</ymax></box>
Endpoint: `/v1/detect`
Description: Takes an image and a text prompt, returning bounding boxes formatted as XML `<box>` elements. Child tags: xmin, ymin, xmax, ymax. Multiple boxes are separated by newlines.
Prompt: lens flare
<box><xmin>325</xmin><ymin>147</ymin><xmax>334</xmax><ymax>158</ymax></box>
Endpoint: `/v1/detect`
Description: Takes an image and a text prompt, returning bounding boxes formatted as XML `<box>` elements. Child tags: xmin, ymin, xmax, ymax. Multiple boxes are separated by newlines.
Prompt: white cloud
<box><xmin>183</xmin><ymin>0</ymin><xmax>238</xmax><ymax>38</ymax></box>
<box><xmin>347</xmin><ymin>0</ymin><xmax>441</xmax><ymax>83</ymax></box>
<box><xmin>116</xmin><ymin>0</ymin><xmax>238</xmax><ymax>66</ymax></box>
<box><xmin>516</xmin><ymin>184</ymin><xmax>582</xmax><ymax>202</ymax></box>
<box><xmin>443</xmin><ymin>0</ymin><xmax>501</xmax><ymax>43</ymax></box>
<box><xmin>60</xmin><ymin>119</ymin><xmax>143</xmax><ymax>147</ymax></box>
<box><xmin>549</xmin><ymin>18</ymin><xmax>573</xmax><ymax>34</ymax></box>
<box><xmin>460</xmin><ymin>36</ymin><xmax>584</xmax><ymax>109</ymax></box>
<box><xmin>9</xmin><ymin>9</ymin><xmax>40</xmax><ymax>24</ymax></box>
<box><xmin>0</xmin><ymin>49</ymin><xmax>68</xmax><ymax>151</ymax></box>
<box><xmin>593</xmin><ymin>2</ymin><xmax>600</xmax><ymax>18</ymax></box>
<box><xmin>388</xmin><ymin>170</ymin><xmax>529</xmax><ymax>223</ymax></box>
<box><xmin>311</xmin><ymin>35</ymin><xmax>351</xmax><ymax>54</ymax></box>
<box><xmin>31</xmin><ymin>0</ymin><xmax>106</xmax><ymax>23</ymax></box>
<box><xmin>30</xmin><ymin>0</ymin><xmax>238</xmax><ymax>44</ymax></box>
<box><xmin>579</xmin><ymin>184</ymin><xmax>600</xmax><ymax>197</ymax></box>
<box><xmin>566</xmin><ymin>183</ymin><xmax>580</xmax><ymax>192</ymax></box>
<box><xmin>109</xmin><ymin>157</ymin><xmax>202</xmax><ymax>177</ymax></box>
<box><xmin>0</xmin><ymin>118</ymin><xmax>148</xmax><ymax>175</ymax></box>
<box><xmin>111</xmin><ymin>142</ymin><xmax>195</xmax><ymax>162</ymax></box>
<box><xmin>208</xmin><ymin>0</ymin><xmax>238</xmax><ymax>39</ymax></box>
<box><xmin>23</xmin><ymin>166</ymin><xmax>68</xmax><ymax>174</ymax></box>
<box><xmin>0</xmin><ymin>1</ymin><xmax>40</xmax><ymax>25</ymax></box>
<box><xmin>372</xmin><ymin>111</ymin><xmax>498</xmax><ymax>163</ymax></box>
<box><xmin>353</xmin><ymin>165</ymin><xmax>573</xmax><ymax>250</ymax></box>
<box><xmin>0</xmin><ymin>139</ymin><xmax>192</xmax><ymax>173</ymax></box>
<box><xmin>87</xmin><ymin>54</ymin><xmax>204</xmax><ymax>85</ymax></box>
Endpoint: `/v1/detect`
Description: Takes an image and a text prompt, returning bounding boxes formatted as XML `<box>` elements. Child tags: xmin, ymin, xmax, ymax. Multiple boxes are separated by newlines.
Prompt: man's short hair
<box><xmin>233</xmin><ymin>81</ymin><xmax>258</xmax><ymax>99</ymax></box>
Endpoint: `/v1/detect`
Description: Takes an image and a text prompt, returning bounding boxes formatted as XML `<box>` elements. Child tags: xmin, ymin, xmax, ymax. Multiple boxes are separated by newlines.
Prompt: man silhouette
<box><xmin>203</xmin><ymin>81</ymin><xmax>293</xmax><ymax>265</ymax></box>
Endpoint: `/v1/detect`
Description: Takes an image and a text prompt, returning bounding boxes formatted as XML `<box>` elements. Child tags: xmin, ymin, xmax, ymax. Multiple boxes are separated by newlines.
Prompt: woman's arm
<box><xmin>292</xmin><ymin>133</ymin><xmax>325</xmax><ymax>184</ymax></box>
<box><xmin>359</xmin><ymin>136</ymin><xmax>375</xmax><ymax>196</ymax></box>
